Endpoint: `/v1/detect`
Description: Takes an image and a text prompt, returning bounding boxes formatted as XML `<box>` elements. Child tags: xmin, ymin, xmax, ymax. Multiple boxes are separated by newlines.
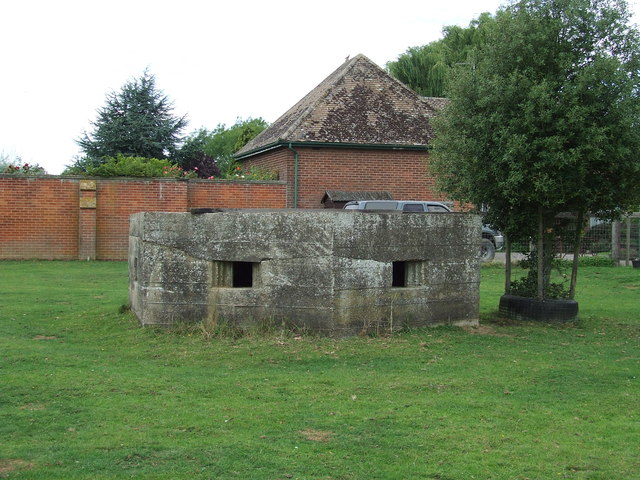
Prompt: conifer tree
<box><xmin>77</xmin><ymin>70</ymin><xmax>187</xmax><ymax>165</ymax></box>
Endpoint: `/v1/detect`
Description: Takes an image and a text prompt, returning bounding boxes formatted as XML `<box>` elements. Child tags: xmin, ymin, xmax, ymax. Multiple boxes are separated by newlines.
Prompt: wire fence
<box><xmin>582</xmin><ymin>214</ymin><xmax>640</xmax><ymax>261</ymax></box>
<box><xmin>510</xmin><ymin>213</ymin><xmax>640</xmax><ymax>265</ymax></box>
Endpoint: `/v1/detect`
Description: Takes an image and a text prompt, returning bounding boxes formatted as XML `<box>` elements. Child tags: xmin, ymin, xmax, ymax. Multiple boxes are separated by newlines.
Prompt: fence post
<box><xmin>611</xmin><ymin>220</ymin><xmax>621</xmax><ymax>266</ymax></box>
<box><xmin>625</xmin><ymin>216</ymin><xmax>631</xmax><ymax>266</ymax></box>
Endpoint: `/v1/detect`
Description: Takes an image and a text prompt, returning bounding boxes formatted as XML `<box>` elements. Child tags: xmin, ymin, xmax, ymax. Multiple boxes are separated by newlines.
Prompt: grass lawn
<box><xmin>0</xmin><ymin>261</ymin><xmax>638</xmax><ymax>479</ymax></box>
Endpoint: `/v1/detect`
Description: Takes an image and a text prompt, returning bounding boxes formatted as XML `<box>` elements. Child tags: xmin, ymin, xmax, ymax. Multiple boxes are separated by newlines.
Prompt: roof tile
<box><xmin>236</xmin><ymin>54</ymin><xmax>445</xmax><ymax>156</ymax></box>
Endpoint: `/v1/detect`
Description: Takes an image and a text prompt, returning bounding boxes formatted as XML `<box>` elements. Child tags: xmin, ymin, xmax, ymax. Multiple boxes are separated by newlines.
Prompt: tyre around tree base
<box><xmin>499</xmin><ymin>294</ymin><xmax>578</xmax><ymax>322</ymax></box>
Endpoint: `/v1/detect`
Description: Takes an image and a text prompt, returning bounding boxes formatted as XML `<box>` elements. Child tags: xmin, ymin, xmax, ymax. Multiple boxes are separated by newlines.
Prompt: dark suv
<box><xmin>343</xmin><ymin>200</ymin><xmax>503</xmax><ymax>262</ymax></box>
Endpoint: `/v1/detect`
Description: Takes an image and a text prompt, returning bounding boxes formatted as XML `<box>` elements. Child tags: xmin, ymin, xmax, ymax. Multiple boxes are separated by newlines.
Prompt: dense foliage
<box><xmin>430</xmin><ymin>0</ymin><xmax>640</xmax><ymax>299</ymax></box>
<box><xmin>76</xmin><ymin>154</ymin><xmax>196</xmax><ymax>178</ymax></box>
<box><xmin>176</xmin><ymin>118</ymin><xmax>268</xmax><ymax>177</ymax></box>
<box><xmin>387</xmin><ymin>13</ymin><xmax>495</xmax><ymax>97</ymax></box>
<box><xmin>1</xmin><ymin>159</ymin><xmax>47</xmax><ymax>175</ymax></box>
<box><xmin>74</xmin><ymin>70</ymin><xmax>187</xmax><ymax>169</ymax></box>
<box><xmin>1</xmin><ymin>152</ymin><xmax>47</xmax><ymax>175</ymax></box>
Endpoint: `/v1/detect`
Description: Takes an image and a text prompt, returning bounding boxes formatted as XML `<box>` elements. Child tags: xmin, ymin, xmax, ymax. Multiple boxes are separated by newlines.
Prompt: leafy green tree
<box><xmin>176</xmin><ymin>118</ymin><xmax>268</xmax><ymax>178</ymax></box>
<box><xmin>430</xmin><ymin>0</ymin><xmax>640</xmax><ymax>299</ymax></box>
<box><xmin>75</xmin><ymin>70</ymin><xmax>187</xmax><ymax>168</ymax></box>
<box><xmin>387</xmin><ymin>13</ymin><xmax>495</xmax><ymax>97</ymax></box>
<box><xmin>172</xmin><ymin>129</ymin><xmax>220</xmax><ymax>178</ymax></box>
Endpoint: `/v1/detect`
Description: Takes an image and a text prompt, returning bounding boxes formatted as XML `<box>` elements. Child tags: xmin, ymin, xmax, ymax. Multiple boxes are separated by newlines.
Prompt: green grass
<box><xmin>1</xmin><ymin>261</ymin><xmax>638</xmax><ymax>479</ymax></box>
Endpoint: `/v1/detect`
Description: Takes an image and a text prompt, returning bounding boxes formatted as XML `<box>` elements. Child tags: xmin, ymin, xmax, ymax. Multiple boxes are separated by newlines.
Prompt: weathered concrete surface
<box><xmin>129</xmin><ymin>210</ymin><xmax>481</xmax><ymax>335</ymax></box>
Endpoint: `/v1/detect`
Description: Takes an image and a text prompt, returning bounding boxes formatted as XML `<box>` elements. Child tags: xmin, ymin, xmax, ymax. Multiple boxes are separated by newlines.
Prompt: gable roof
<box><xmin>236</xmin><ymin>54</ymin><xmax>445</xmax><ymax>158</ymax></box>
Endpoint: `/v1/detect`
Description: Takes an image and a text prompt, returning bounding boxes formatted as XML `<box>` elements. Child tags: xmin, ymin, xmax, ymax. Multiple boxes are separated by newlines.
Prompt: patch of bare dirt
<box><xmin>0</xmin><ymin>459</ymin><xmax>34</xmax><ymax>477</ymax></box>
<box><xmin>300</xmin><ymin>429</ymin><xmax>333</xmax><ymax>443</ymax></box>
<box><xmin>33</xmin><ymin>335</ymin><xmax>57</xmax><ymax>340</ymax></box>
<box><xmin>462</xmin><ymin>325</ymin><xmax>513</xmax><ymax>337</ymax></box>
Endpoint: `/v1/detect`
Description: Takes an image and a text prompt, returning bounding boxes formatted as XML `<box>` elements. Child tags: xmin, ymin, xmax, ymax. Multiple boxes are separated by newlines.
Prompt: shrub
<box><xmin>227</xmin><ymin>164</ymin><xmax>278</xmax><ymax>180</ymax></box>
<box><xmin>179</xmin><ymin>152</ymin><xmax>221</xmax><ymax>179</ymax></box>
<box><xmin>82</xmin><ymin>155</ymin><xmax>197</xmax><ymax>178</ymax></box>
<box><xmin>577</xmin><ymin>256</ymin><xmax>617</xmax><ymax>267</ymax></box>
<box><xmin>510</xmin><ymin>274</ymin><xmax>570</xmax><ymax>299</ymax></box>
<box><xmin>2</xmin><ymin>162</ymin><xmax>47</xmax><ymax>175</ymax></box>
<box><xmin>510</xmin><ymin>251</ymin><xmax>570</xmax><ymax>299</ymax></box>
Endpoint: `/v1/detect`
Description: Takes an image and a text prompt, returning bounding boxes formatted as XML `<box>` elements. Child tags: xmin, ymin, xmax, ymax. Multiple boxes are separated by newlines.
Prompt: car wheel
<box><xmin>480</xmin><ymin>238</ymin><xmax>496</xmax><ymax>262</ymax></box>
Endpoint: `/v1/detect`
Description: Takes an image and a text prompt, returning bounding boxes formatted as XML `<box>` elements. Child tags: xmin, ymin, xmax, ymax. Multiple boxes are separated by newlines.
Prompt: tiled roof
<box><xmin>236</xmin><ymin>54</ymin><xmax>445</xmax><ymax>157</ymax></box>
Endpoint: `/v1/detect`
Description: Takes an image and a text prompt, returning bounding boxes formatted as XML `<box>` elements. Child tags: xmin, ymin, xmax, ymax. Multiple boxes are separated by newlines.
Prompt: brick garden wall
<box><xmin>0</xmin><ymin>177</ymin><xmax>79</xmax><ymax>260</ymax></box>
<box><xmin>1</xmin><ymin>149</ymin><xmax>444</xmax><ymax>260</ymax></box>
<box><xmin>0</xmin><ymin>176</ymin><xmax>286</xmax><ymax>260</ymax></box>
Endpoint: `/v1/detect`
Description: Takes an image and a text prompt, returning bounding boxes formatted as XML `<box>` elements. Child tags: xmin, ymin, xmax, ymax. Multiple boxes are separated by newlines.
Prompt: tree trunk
<box><xmin>537</xmin><ymin>207</ymin><xmax>544</xmax><ymax>300</ymax></box>
<box><xmin>569</xmin><ymin>209</ymin><xmax>585</xmax><ymax>299</ymax></box>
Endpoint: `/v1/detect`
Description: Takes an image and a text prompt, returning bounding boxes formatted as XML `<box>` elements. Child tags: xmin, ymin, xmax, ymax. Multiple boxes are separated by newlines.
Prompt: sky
<box><xmin>1</xmin><ymin>0</ymin><xmax>639</xmax><ymax>174</ymax></box>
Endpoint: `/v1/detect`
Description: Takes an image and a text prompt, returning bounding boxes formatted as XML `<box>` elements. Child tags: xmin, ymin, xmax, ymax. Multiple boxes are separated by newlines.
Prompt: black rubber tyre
<box><xmin>499</xmin><ymin>294</ymin><xmax>578</xmax><ymax>322</ymax></box>
<box><xmin>480</xmin><ymin>238</ymin><xmax>496</xmax><ymax>262</ymax></box>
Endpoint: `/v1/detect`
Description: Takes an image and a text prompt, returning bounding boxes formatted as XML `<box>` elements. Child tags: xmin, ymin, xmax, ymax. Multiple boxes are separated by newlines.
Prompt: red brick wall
<box><xmin>188</xmin><ymin>180</ymin><xmax>287</xmax><ymax>209</ymax></box>
<box><xmin>242</xmin><ymin>149</ymin><xmax>295</xmax><ymax>206</ymax></box>
<box><xmin>96</xmin><ymin>179</ymin><xmax>189</xmax><ymax>260</ymax></box>
<box><xmin>0</xmin><ymin>176</ymin><xmax>286</xmax><ymax>260</ymax></box>
<box><xmin>0</xmin><ymin>177</ymin><xmax>79</xmax><ymax>259</ymax></box>
<box><xmin>243</xmin><ymin>146</ymin><xmax>445</xmax><ymax>208</ymax></box>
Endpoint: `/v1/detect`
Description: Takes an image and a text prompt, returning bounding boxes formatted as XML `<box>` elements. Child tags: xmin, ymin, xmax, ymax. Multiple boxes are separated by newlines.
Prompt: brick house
<box><xmin>235</xmin><ymin>54</ymin><xmax>448</xmax><ymax>209</ymax></box>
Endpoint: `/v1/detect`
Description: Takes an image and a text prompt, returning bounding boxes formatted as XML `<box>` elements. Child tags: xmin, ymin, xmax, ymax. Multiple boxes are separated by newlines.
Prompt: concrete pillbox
<box><xmin>129</xmin><ymin>209</ymin><xmax>481</xmax><ymax>336</ymax></box>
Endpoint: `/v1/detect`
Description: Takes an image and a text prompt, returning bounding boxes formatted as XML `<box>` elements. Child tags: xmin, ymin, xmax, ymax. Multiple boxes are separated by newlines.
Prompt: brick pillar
<box><xmin>78</xmin><ymin>180</ymin><xmax>97</xmax><ymax>260</ymax></box>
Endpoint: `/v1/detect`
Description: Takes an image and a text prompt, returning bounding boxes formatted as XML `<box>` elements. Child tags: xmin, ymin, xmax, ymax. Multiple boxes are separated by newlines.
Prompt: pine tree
<box><xmin>76</xmin><ymin>70</ymin><xmax>187</xmax><ymax>164</ymax></box>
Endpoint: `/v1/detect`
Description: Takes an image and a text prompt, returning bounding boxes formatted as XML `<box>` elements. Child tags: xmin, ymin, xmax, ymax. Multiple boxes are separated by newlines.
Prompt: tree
<box><xmin>387</xmin><ymin>13</ymin><xmax>495</xmax><ymax>97</ymax></box>
<box><xmin>176</xmin><ymin>118</ymin><xmax>268</xmax><ymax>178</ymax></box>
<box><xmin>430</xmin><ymin>0</ymin><xmax>640</xmax><ymax>300</ymax></box>
<box><xmin>76</xmin><ymin>70</ymin><xmax>187</xmax><ymax>167</ymax></box>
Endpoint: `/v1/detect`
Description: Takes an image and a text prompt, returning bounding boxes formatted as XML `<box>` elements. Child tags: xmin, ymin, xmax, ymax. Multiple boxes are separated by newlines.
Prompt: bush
<box><xmin>510</xmin><ymin>275</ymin><xmax>570</xmax><ymax>299</ymax></box>
<box><xmin>227</xmin><ymin>164</ymin><xmax>278</xmax><ymax>180</ymax></box>
<box><xmin>2</xmin><ymin>162</ymin><xmax>47</xmax><ymax>175</ymax></box>
<box><xmin>82</xmin><ymin>155</ymin><xmax>197</xmax><ymax>178</ymax></box>
<box><xmin>510</xmin><ymin>251</ymin><xmax>570</xmax><ymax>299</ymax></box>
<box><xmin>576</xmin><ymin>256</ymin><xmax>617</xmax><ymax>267</ymax></box>
<box><xmin>179</xmin><ymin>152</ymin><xmax>221</xmax><ymax>179</ymax></box>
